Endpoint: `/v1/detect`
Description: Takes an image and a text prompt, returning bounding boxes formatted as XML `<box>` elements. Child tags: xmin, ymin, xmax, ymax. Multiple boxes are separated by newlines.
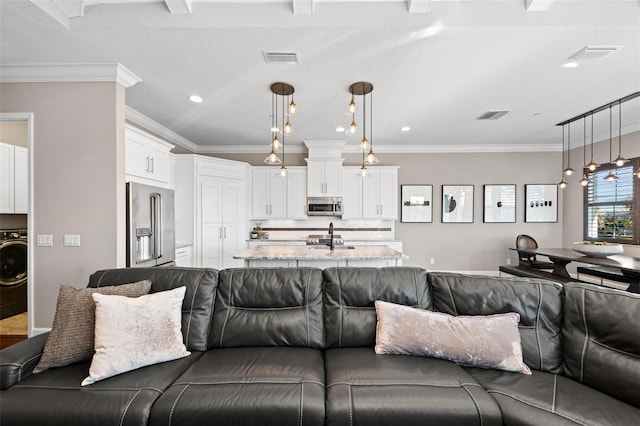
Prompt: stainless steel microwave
<box><xmin>307</xmin><ymin>197</ymin><xmax>343</xmax><ymax>217</ymax></box>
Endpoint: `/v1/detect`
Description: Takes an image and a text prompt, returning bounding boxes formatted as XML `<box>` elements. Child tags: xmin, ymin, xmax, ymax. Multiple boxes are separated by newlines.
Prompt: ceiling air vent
<box><xmin>476</xmin><ymin>110</ymin><xmax>510</xmax><ymax>120</ymax></box>
<box><xmin>263</xmin><ymin>52</ymin><xmax>299</xmax><ymax>64</ymax></box>
<box><xmin>569</xmin><ymin>46</ymin><xmax>622</xmax><ymax>60</ymax></box>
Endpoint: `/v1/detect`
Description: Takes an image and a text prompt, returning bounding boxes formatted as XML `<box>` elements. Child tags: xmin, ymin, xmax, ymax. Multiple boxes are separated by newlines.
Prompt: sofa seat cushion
<box><xmin>0</xmin><ymin>352</ymin><xmax>202</xmax><ymax>426</ymax></box>
<box><xmin>324</xmin><ymin>348</ymin><xmax>502</xmax><ymax>426</ymax></box>
<box><xmin>149</xmin><ymin>347</ymin><xmax>325</xmax><ymax>426</ymax></box>
<box><xmin>467</xmin><ymin>367</ymin><xmax>640</xmax><ymax>426</ymax></box>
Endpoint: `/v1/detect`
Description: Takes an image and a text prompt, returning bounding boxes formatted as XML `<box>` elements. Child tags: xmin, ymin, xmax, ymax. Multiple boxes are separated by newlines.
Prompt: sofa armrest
<box><xmin>0</xmin><ymin>332</ymin><xmax>48</xmax><ymax>390</ymax></box>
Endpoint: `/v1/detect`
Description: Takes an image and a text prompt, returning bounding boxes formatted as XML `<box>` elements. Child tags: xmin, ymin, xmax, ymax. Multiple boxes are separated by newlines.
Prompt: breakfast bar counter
<box><xmin>234</xmin><ymin>245</ymin><xmax>405</xmax><ymax>268</ymax></box>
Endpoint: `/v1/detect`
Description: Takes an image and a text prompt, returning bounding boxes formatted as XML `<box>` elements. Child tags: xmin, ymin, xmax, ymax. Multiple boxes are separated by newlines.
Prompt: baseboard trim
<box><xmin>31</xmin><ymin>327</ymin><xmax>51</xmax><ymax>337</ymax></box>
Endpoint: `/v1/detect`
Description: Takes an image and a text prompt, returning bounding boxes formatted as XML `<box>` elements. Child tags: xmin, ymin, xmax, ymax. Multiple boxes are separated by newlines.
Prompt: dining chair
<box><xmin>516</xmin><ymin>234</ymin><xmax>554</xmax><ymax>270</ymax></box>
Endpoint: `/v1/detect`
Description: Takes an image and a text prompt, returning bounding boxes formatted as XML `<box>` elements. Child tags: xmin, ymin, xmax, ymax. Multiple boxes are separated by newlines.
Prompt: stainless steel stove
<box><xmin>306</xmin><ymin>234</ymin><xmax>344</xmax><ymax>246</ymax></box>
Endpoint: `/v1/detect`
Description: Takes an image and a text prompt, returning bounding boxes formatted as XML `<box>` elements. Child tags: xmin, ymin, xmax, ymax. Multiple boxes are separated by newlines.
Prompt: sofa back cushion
<box><xmin>88</xmin><ymin>267</ymin><xmax>218</xmax><ymax>352</ymax></box>
<box><xmin>323</xmin><ymin>267</ymin><xmax>431</xmax><ymax>348</ymax></box>
<box><xmin>209</xmin><ymin>268</ymin><xmax>324</xmax><ymax>349</ymax></box>
<box><xmin>563</xmin><ymin>282</ymin><xmax>640</xmax><ymax>408</ymax></box>
<box><xmin>428</xmin><ymin>272</ymin><xmax>564</xmax><ymax>373</ymax></box>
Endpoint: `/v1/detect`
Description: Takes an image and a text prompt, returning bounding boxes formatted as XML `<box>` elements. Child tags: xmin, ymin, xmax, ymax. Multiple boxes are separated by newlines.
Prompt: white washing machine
<box><xmin>0</xmin><ymin>229</ymin><xmax>27</xmax><ymax>319</ymax></box>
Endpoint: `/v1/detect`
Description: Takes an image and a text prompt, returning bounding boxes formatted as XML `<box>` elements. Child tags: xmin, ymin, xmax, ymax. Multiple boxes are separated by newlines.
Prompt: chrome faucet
<box><xmin>328</xmin><ymin>222</ymin><xmax>334</xmax><ymax>250</ymax></box>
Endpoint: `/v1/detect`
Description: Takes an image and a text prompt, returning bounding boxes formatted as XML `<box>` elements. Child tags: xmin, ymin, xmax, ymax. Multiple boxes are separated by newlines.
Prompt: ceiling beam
<box><xmin>525</xmin><ymin>0</ymin><xmax>555</xmax><ymax>12</ymax></box>
<box><xmin>407</xmin><ymin>0</ymin><xmax>432</xmax><ymax>14</ymax></box>
<box><xmin>292</xmin><ymin>0</ymin><xmax>314</xmax><ymax>14</ymax></box>
<box><xmin>165</xmin><ymin>0</ymin><xmax>192</xmax><ymax>14</ymax></box>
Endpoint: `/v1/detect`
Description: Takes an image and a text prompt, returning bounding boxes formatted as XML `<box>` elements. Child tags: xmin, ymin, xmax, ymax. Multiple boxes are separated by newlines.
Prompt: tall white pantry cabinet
<box><xmin>173</xmin><ymin>155</ymin><xmax>250</xmax><ymax>269</ymax></box>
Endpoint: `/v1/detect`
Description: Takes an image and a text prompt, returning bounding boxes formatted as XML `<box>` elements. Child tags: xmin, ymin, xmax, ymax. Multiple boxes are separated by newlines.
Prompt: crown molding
<box><xmin>0</xmin><ymin>63</ymin><xmax>141</xmax><ymax>87</ymax></box>
<box><xmin>125</xmin><ymin>106</ymin><xmax>200</xmax><ymax>153</ymax></box>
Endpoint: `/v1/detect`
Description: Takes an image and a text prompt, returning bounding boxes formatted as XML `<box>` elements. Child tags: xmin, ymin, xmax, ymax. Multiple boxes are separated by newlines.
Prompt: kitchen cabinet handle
<box><xmin>150</xmin><ymin>156</ymin><xmax>154</xmax><ymax>173</ymax></box>
<box><xmin>219</xmin><ymin>227</ymin><xmax>223</xmax><ymax>239</ymax></box>
<box><xmin>266</xmin><ymin>204</ymin><xmax>269</xmax><ymax>215</ymax></box>
<box><xmin>146</xmin><ymin>156</ymin><xmax>150</xmax><ymax>172</ymax></box>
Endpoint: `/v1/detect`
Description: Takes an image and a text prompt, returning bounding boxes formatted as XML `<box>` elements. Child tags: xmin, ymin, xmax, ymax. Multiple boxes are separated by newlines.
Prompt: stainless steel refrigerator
<box><xmin>126</xmin><ymin>182</ymin><xmax>175</xmax><ymax>267</ymax></box>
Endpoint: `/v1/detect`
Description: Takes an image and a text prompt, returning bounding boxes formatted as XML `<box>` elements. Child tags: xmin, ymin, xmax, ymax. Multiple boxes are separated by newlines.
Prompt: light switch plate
<box><xmin>37</xmin><ymin>234</ymin><xmax>53</xmax><ymax>247</ymax></box>
<box><xmin>64</xmin><ymin>234</ymin><xmax>81</xmax><ymax>247</ymax></box>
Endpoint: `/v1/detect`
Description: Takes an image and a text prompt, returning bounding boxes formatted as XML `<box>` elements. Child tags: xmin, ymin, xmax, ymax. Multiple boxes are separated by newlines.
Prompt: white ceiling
<box><xmin>1</xmin><ymin>0</ymin><xmax>639</xmax><ymax>154</ymax></box>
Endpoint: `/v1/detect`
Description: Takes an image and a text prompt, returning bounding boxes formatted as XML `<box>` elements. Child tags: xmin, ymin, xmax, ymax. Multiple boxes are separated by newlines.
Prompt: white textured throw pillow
<box><xmin>81</xmin><ymin>286</ymin><xmax>190</xmax><ymax>386</ymax></box>
<box><xmin>374</xmin><ymin>300</ymin><xmax>531</xmax><ymax>375</ymax></box>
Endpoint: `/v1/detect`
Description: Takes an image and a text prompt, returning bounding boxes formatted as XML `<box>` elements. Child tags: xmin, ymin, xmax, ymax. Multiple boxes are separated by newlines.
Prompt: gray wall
<box><xmin>1</xmin><ymin>82</ymin><xmax>126</xmax><ymax>331</ymax></box>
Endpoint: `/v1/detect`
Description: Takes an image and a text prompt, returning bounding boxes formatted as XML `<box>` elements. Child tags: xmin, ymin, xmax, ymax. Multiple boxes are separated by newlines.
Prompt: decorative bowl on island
<box><xmin>572</xmin><ymin>241</ymin><xmax>624</xmax><ymax>258</ymax></box>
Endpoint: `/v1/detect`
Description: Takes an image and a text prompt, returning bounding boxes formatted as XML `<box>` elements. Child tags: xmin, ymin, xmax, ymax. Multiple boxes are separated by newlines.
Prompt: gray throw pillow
<box><xmin>375</xmin><ymin>300</ymin><xmax>531</xmax><ymax>374</ymax></box>
<box><xmin>33</xmin><ymin>281</ymin><xmax>152</xmax><ymax>373</ymax></box>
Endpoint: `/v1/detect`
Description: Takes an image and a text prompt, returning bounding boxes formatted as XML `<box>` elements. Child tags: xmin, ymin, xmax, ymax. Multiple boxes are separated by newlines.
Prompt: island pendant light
<box><xmin>579</xmin><ymin>117</ymin><xmax>591</xmax><ymax>186</ymax></box>
<box><xmin>349</xmin><ymin>81</ymin><xmax>378</xmax><ymax>174</ymax></box>
<box><xmin>563</xmin><ymin>123</ymin><xmax>575</xmax><ymax>176</ymax></box>
<box><xmin>558</xmin><ymin>125</ymin><xmax>568</xmax><ymax>189</ymax></box>
<box><xmin>604</xmin><ymin>105</ymin><xmax>618</xmax><ymax>182</ymax></box>
<box><xmin>264</xmin><ymin>91</ymin><xmax>281</xmax><ymax>165</ymax></box>
<box><xmin>586</xmin><ymin>113</ymin><xmax>598</xmax><ymax>171</ymax></box>
<box><xmin>264</xmin><ymin>82</ymin><xmax>295</xmax><ymax>173</ymax></box>
<box><xmin>614</xmin><ymin>100</ymin><xmax>628</xmax><ymax>167</ymax></box>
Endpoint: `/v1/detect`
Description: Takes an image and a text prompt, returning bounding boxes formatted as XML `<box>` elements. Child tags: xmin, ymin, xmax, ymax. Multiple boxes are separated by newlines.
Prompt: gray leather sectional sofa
<box><xmin>1</xmin><ymin>266</ymin><xmax>639</xmax><ymax>425</ymax></box>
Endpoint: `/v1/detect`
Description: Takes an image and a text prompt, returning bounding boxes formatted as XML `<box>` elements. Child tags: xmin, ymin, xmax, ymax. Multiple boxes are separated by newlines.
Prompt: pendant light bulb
<box><xmin>264</xmin><ymin>150</ymin><xmax>281</xmax><ymax>165</ymax></box>
<box><xmin>272</xmin><ymin>134</ymin><xmax>280</xmax><ymax>150</ymax></box>
<box><xmin>366</xmin><ymin>149</ymin><xmax>379</xmax><ymax>165</ymax></box>
<box><xmin>564</xmin><ymin>167</ymin><xmax>575</xmax><ymax>176</ymax></box>
<box><xmin>360</xmin><ymin>165</ymin><xmax>368</xmax><ymax>177</ymax></box>
<box><xmin>635</xmin><ymin>168</ymin><xmax>640</xmax><ymax>178</ymax></box>
<box><xmin>614</xmin><ymin>155</ymin><xmax>628</xmax><ymax>167</ymax></box>
<box><xmin>579</xmin><ymin>175</ymin><xmax>591</xmax><ymax>187</ymax></box>
<box><xmin>361</xmin><ymin>136</ymin><xmax>368</xmax><ymax>151</ymax></box>
<box><xmin>349</xmin><ymin>120</ymin><xmax>357</xmax><ymax>134</ymax></box>
<box><xmin>587</xmin><ymin>161</ymin><xmax>598</xmax><ymax>172</ymax></box>
<box><xmin>284</xmin><ymin>120</ymin><xmax>292</xmax><ymax>135</ymax></box>
<box><xmin>604</xmin><ymin>171</ymin><xmax>618</xmax><ymax>182</ymax></box>
<box><xmin>558</xmin><ymin>178</ymin><xmax>568</xmax><ymax>189</ymax></box>
<box><xmin>349</xmin><ymin>98</ymin><xmax>356</xmax><ymax>114</ymax></box>
<box><xmin>280</xmin><ymin>165</ymin><xmax>287</xmax><ymax>177</ymax></box>
<box><xmin>288</xmin><ymin>99</ymin><xmax>296</xmax><ymax>115</ymax></box>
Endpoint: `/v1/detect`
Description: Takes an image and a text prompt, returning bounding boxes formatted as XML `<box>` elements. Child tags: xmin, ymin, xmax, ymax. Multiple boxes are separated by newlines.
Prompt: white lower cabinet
<box><xmin>175</xmin><ymin>246</ymin><xmax>193</xmax><ymax>267</ymax></box>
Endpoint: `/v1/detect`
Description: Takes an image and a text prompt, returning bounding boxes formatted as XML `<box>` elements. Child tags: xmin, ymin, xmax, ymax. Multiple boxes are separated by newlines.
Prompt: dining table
<box><xmin>513</xmin><ymin>247</ymin><xmax>640</xmax><ymax>293</ymax></box>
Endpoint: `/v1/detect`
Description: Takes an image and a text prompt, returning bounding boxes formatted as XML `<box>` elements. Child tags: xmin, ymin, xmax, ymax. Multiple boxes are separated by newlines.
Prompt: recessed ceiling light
<box><xmin>401</xmin><ymin>126</ymin><xmax>411</xmax><ymax>132</ymax></box>
<box><xmin>562</xmin><ymin>62</ymin><xmax>579</xmax><ymax>68</ymax></box>
<box><xmin>336</xmin><ymin>126</ymin><xmax>345</xmax><ymax>132</ymax></box>
<box><xmin>189</xmin><ymin>95</ymin><xmax>203</xmax><ymax>103</ymax></box>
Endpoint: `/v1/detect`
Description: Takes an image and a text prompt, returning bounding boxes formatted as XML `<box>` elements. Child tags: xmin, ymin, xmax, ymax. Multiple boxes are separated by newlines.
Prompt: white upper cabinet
<box><xmin>125</xmin><ymin>124</ymin><xmax>174</xmax><ymax>186</ymax></box>
<box><xmin>342</xmin><ymin>166</ymin><xmax>398</xmax><ymax>220</ymax></box>
<box><xmin>306</xmin><ymin>160</ymin><xmax>342</xmax><ymax>197</ymax></box>
<box><xmin>251</xmin><ymin>166</ymin><xmax>307</xmax><ymax>220</ymax></box>
<box><xmin>0</xmin><ymin>143</ymin><xmax>28</xmax><ymax>214</ymax></box>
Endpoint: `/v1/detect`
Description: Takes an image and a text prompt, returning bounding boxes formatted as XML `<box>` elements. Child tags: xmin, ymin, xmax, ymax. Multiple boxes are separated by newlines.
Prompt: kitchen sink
<box><xmin>307</xmin><ymin>245</ymin><xmax>355</xmax><ymax>250</ymax></box>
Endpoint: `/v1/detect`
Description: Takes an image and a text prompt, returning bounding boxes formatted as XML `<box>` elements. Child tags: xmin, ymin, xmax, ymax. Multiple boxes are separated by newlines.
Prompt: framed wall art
<box><xmin>442</xmin><ymin>185</ymin><xmax>474</xmax><ymax>223</ymax></box>
<box><xmin>525</xmin><ymin>184</ymin><xmax>558</xmax><ymax>223</ymax></box>
<box><xmin>401</xmin><ymin>184</ymin><xmax>433</xmax><ymax>223</ymax></box>
<box><xmin>483</xmin><ymin>184</ymin><xmax>516</xmax><ymax>223</ymax></box>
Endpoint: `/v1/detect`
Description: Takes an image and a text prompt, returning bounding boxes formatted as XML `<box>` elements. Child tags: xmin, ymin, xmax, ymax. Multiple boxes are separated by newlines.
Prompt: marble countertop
<box><xmin>246</xmin><ymin>239</ymin><xmax>402</xmax><ymax>243</ymax></box>
<box><xmin>234</xmin><ymin>245</ymin><xmax>405</xmax><ymax>260</ymax></box>
<box><xmin>176</xmin><ymin>242</ymin><xmax>193</xmax><ymax>249</ymax></box>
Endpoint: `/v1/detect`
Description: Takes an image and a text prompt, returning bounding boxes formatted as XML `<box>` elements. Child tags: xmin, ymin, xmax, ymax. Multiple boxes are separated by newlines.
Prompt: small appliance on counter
<box><xmin>126</xmin><ymin>182</ymin><xmax>175</xmax><ymax>267</ymax></box>
<box><xmin>307</xmin><ymin>197</ymin><xmax>343</xmax><ymax>217</ymax></box>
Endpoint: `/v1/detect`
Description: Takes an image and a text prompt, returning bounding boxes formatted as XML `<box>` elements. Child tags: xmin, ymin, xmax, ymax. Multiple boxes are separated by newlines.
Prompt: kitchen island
<box><xmin>234</xmin><ymin>245</ymin><xmax>405</xmax><ymax>268</ymax></box>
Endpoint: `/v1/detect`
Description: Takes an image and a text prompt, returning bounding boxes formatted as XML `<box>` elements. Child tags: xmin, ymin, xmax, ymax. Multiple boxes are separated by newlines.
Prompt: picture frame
<box><xmin>525</xmin><ymin>184</ymin><xmax>558</xmax><ymax>223</ymax></box>
<box><xmin>442</xmin><ymin>185</ymin><xmax>474</xmax><ymax>223</ymax></box>
<box><xmin>483</xmin><ymin>184</ymin><xmax>516</xmax><ymax>223</ymax></box>
<box><xmin>401</xmin><ymin>184</ymin><xmax>433</xmax><ymax>223</ymax></box>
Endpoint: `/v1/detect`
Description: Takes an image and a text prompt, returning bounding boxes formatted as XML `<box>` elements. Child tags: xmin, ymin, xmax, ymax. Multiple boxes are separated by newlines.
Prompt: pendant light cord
<box><xmin>609</xmin><ymin>106</ymin><xmax>613</xmax><ymax>163</ymax></box>
<box><xmin>618</xmin><ymin>100</ymin><xmax>622</xmax><ymax>156</ymax></box>
<box><xmin>590</xmin><ymin>113</ymin><xmax>594</xmax><ymax>161</ymax></box>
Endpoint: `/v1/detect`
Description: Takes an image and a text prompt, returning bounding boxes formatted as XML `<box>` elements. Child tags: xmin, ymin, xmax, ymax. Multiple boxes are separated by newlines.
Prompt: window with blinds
<box><xmin>584</xmin><ymin>159</ymin><xmax>639</xmax><ymax>244</ymax></box>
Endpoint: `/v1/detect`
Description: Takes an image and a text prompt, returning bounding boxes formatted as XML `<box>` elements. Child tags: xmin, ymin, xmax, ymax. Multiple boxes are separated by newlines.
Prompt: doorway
<box><xmin>0</xmin><ymin>113</ymin><xmax>33</xmax><ymax>347</ymax></box>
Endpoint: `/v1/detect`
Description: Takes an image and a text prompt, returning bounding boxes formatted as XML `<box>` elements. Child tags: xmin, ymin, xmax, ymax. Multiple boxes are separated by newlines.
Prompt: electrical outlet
<box><xmin>430</xmin><ymin>258</ymin><xmax>435</xmax><ymax>265</ymax></box>
<box><xmin>506</xmin><ymin>258</ymin><xmax>512</xmax><ymax>265</ymax></box>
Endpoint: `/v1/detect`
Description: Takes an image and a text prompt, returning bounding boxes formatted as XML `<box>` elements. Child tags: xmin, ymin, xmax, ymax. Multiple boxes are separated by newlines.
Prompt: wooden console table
<box><xmin>513</xmin><ymin>247</ymin><xmax>640</xmax><ymax>293</ymax></box>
